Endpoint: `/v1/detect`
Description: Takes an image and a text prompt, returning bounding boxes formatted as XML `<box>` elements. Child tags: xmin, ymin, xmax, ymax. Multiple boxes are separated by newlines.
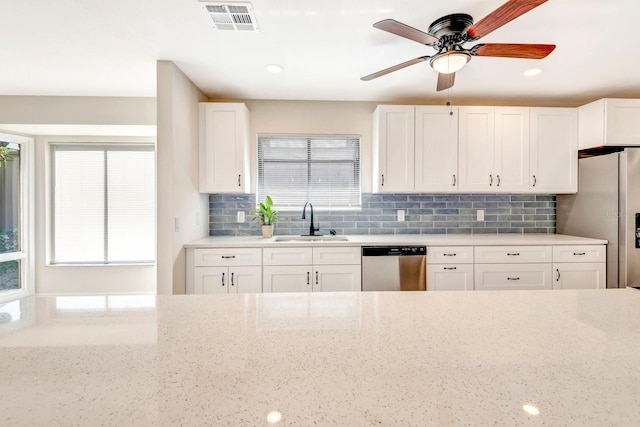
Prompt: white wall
<box><xmin>0</xmin><ymin>95</ymin><xmax>157</xmax><ymax>295</ymax></box>
<box><xmin>241</xmin><ymin>100</ymin><xmax>377</xmax><ymax>193</ymax></box>
<box><xmin>156</xmin><ymin>61</ymin><xmax>209</xmax><ymax>295</ymax></box>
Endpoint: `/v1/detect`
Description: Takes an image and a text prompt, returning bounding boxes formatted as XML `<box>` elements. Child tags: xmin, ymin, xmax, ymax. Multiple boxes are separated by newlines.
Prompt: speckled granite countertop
<box><xmin>1</xmin><ymin>289</ymin><xmax>638</xmax><ymax>426</ymax></box>
<box><xmin>185</xmin><ymin>233</ymin><xmax>607</xmax><ymax>248</ymax></box>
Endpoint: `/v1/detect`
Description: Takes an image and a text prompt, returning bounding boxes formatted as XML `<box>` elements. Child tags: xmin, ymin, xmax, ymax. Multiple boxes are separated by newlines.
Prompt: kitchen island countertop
<box><xmin>1</xmin><ymin>289</ymin><xmax>639</xmax><ymax>426</ymax></box>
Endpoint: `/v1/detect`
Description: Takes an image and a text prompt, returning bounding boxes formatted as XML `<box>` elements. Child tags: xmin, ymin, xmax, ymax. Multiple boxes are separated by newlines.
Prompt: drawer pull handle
<box><xmin>556</xmin><ymin>268</ymin><xmax>561</xmax><ymax>282</ymax></box>
<box><xmin>221</xmin><ymin>255</ymin><xmax>236</xmax><ymax>259</ymax></box>
<box><xmin>443</xmin><ymin>267</ymin><xmax>457</xmax><ymax>270</ymax></box>
<box><xmin>507</xmin><ymin>277</ymin><xmax>520</xmax><ymax>281</ymax></box>
<box><xmin>221</xmin><ymin>272</ymin><xmax>225</xmax><ymax>286</ymax></box>
<box><xmin>315</xmin><ymin>271</ymin><xmax>319</xmax><ymax>285</ymax></box>
<box><xmin>573</xmin><ymin>252</ymin><xmax>586</xmax><ymax>256</ymax></box>
<box><xmin>507</xmin><ymin>253</ymin><xmax>520</xmax><ymax>256</ymax></box>
<box><xmin>231</xmin><ymin>272</ymin><xmax>234</xmax><ymax>286</ymax></box>
<box><xmin>443</xmin><ymin>253</ymin><xmax>457</xmax><ymax>257</ymax></box>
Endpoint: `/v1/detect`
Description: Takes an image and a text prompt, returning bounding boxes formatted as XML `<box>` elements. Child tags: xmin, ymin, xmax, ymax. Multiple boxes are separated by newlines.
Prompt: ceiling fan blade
<box><xmin>472</xmin><ymin>43</ymin><xmax>556</xmax><ymax>59</ymax></box>
<box><xmin>373</xmin><ymin>19</ymin><xmax>439</xmax><ymax>45</ymax></box>
<box><xmin>467</xmin><ymin>0</ymin><xmax>548</xmax><ymax>39</ymax></box>
<box><xmin>361</xmin><ymin>56</ymin><xmax>429</xmax><ymax>81</ymax></box>
<box><xmin>436</xmin><ymin>72</ymin><xmax>455</xmax><ymax>92</ymax></box>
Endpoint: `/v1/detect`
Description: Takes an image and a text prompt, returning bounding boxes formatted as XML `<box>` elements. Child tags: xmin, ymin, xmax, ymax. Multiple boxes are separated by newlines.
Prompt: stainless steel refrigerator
<box><xmin>557</xmin><ymin>148</ymin><xmax>640</xmax><ymax>288</ymax></box>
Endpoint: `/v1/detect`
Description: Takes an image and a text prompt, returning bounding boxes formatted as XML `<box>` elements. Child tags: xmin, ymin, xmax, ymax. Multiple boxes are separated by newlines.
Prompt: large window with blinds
<box><xmin>257</xmin><ymin>135</ymin><xmax>361</xmax><ymax>209</ymax></box>
<box><xmin>50</xmin><ymin>143</ymin><xmax>155</xmax><ymax>264</ymax></box>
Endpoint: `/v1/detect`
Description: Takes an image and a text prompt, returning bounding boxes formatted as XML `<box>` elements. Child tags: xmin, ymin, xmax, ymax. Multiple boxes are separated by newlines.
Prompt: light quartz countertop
<box><xmin>185</xmin><ymin>233</ymin><xmax>607</xmax><ymax>248</ymax></box>
<box><xmin>1</xmin><ymin>289</ymin><xmax>639</xmax><ymax>426</ymax></box>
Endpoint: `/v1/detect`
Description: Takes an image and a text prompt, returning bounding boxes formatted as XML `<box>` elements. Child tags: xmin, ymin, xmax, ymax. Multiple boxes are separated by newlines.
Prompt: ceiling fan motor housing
<box><xmin>428</xmin><ymin>13</ymin><xmax>474</xmax><ymax>38</ymax></box>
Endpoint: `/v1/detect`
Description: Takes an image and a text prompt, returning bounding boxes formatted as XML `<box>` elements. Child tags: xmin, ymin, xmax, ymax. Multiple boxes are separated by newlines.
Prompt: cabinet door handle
<box><xmin>532</xmin><ymin>175</ymin><xmax>537</xmax><ymax>187</ymax></box>
<box><xmin>381</xmin><ymin>174</ymin><xmax>385</xmax><ymax>186</ymax></box>
<box><xmin>221</xmin><ymin>272</ymin><xmax>225</xmax><ymax>286</ymax></box>
<box><xmin>307</xmin><ymin>272</ymin><xmax>310</xmax><ymax>285</ymax></box>
<box><xmin>238</xmin><ymin>174</ymin><xmax>241</xmax><ymax>187</ymax></box>
<box><xmin>443</xmin><ymin>267</ymin><xmax>457</xmax><ymax>270</ymax></box>
<box><xmin>231</xmin><ymin>272</ymin><xmax>234</xmax><ymax>286</ymax></box>
<box><xmin>507</xmin><ymin>277</ymin><xmax>520</xmax><ymax>281</ymax></box>
<box><xmin>489</xmin><ymin>174</ymin><xmax>493</xmax><ymax>186</ymax></box>
<box><xmin>452</xmin><ymin>174</ymin><xmax>456</xmax><ymax>187</ymax></box>
<box><xmin>221</xmin><ymin>255</ymin><xmax>236</xmax><ymax>259</ymax></box>
<box><xmin>443</xmin><ymin>253</ymin><xmax>457</xmax><ymax>257</ymax></box>
<box><xmin>496</xmin><ymin>174</ymin><xmax>501</xmax><ymax>187</ymax></box>
<box><xmin>573</xmin><ymin>252</ymin><xmax>586</xmax><ymax>256</ymax></box>
<box><xmin>556</xmin><ymin>268</ymin><xmax>561</xmax><ymax>282</ymax></box>
<box><xmin>315</xmin><ymin>271</ymin><xmax>319</xmax><ymax>285</ymax></box>
<box><xmin>507</xmin><ymin>253</ymin><xmax>520</xmax><ymax>256</ymax></box>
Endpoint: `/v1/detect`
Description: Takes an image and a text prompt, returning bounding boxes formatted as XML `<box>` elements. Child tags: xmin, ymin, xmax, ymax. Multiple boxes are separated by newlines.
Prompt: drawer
<box><xmin>553</xmin><ymin>245</ymin><xmax>606</xmax><ymax>263</ymax></box>
<box><xmin>427</xmin><ymin>246</ymin><xmax>473</xmax><ymax>264</ymax></box>
<box><xmin>313</xmin><ymin>246</ymin><xmax>361</xmax><ymax>265</ymax></box>
<box><xmin>193</xmin><ymin>248</ymin><xmax>262</xmax><ymax>267</ymax></box>
<box><xmin>474</xmin><ymin>246</ymin><xmax>552</xmax><ymax>264</ymax></box>
<box><xmin>263</xmin><ymin>247</ymin><xmax>313</xmax><ymax>266</ymax></box>
<box><xmin>474</xmin><ymin>263</ymin><xmax>553</xmax><ymax>290</ymax></box>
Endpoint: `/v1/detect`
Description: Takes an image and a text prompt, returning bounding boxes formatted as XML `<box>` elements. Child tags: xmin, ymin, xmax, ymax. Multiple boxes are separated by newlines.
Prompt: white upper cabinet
<box><xmin>578</xmin><ymin>98</ymin><xmax>640</xmax><ymax>149</ymax></box>
<box><xmin>199</xmin><ymin>102</ymin><xmax>250</xmax><ymax>193</ymax></box>
<box><xmin>372</xmin><ymin>105</ymin><xmax>415</xmax><ymax>192</ymax></box>
<box><xmin>530</xmin><ymin>108</ymin><xmax>578</xmax><ymax>193</ymax></box>
<box><xmin>415</xmin><ymin>106</ymin><xmax>459</xmax><ymax>192</ymax></box>
<box><xmin>459</xmin><ymin>107</ymin><xmax>529</xmax><ymax>193</ymax></box>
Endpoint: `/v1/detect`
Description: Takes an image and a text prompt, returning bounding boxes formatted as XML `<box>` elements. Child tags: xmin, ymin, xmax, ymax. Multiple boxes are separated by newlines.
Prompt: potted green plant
<box><xmin>254</xmin><ymin>195</ymin><xmax>278</xmax><ymax>238</ymax></box>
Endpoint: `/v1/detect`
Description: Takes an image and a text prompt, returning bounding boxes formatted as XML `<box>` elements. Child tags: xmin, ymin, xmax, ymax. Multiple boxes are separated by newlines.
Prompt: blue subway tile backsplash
<box><xmin>208</xmin><ymin>193</ymin><xmax>556</xmax><ymax>236</ymax></box>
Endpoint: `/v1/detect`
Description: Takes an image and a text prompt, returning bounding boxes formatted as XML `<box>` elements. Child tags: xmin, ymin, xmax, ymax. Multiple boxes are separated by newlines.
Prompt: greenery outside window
<box><xmin>257</xmin><ymin>135</ymin><xmax>361</xmax><ymax>210</ymax></box>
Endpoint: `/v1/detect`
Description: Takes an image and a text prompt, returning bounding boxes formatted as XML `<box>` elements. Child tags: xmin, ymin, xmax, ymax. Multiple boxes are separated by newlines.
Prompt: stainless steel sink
<box><xmin>274</xmin><ymin>235</ymin><xmax>349</xmax><ymax>242</ymax></box>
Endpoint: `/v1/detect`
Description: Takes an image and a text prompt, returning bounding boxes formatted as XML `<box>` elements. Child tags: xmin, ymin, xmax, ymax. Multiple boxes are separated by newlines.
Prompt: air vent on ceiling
<box><xmin>199</xmin><ymin>2</ymin><xmax>259</xmax><ymax>32</ymax></box>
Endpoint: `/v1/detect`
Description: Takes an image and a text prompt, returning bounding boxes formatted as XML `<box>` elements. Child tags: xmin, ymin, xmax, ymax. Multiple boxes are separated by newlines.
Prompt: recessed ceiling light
<box><xmin>266</xmin><ymin>410</ymin><xmax>282</xmax><ymax>423</ymax></box>
<box><xmin>265</xmin><ymin>64</ymin><xmax>283</xmax><ymax>73</ymax></box>
<box><xmin>523</xmin><ymin>68</ymin><xmax>542</xmax><ymax>77</ymax></box>
<box><xmin>523</xmin><ymin>404</ymin><xmax>540</xmax><ymax>416</ymax></box>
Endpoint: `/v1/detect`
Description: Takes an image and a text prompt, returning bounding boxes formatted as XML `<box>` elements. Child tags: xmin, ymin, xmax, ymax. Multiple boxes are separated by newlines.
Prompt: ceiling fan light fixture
<box><xmin>430</xmin><ymin>52</ymin><xmax>470</xmax><ymax>74</ymax></box>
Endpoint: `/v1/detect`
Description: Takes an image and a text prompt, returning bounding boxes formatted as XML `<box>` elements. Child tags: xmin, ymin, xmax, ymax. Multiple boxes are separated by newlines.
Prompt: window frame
<box><xmin>0</xmin><ymin>132</ymin><xmax>34</xmax><ymax>304</ymax></box>
<box><xmin>256</xmin><ymin>134</ymin><xmax>362</xmax><ymax>211</ymax></box>
<box><xmin>48</xmin><ymin>138</ymin><xmax>156</xmax><ymax>266</ymax></box>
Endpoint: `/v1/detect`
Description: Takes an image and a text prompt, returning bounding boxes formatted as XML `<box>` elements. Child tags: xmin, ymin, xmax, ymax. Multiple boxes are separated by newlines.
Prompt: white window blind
<box><xmin>257</xmin><ymin>135</ymin><xmax>361</xmax><ymax>209</ymax></box>
<box><xmin>51</xmin><ymin>144</ymin><xmax>155</xmax><ymax>264</ymax></box>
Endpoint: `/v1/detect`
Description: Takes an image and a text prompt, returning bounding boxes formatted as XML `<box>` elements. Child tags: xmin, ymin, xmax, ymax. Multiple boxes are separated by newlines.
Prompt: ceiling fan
<box><xmin>361</xmin><ymin>0</ymin><xmax>555</xmax><ymax>91</ymax></box>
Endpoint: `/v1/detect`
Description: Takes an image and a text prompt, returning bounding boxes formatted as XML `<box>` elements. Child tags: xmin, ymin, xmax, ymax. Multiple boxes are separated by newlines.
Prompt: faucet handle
<box><xmin>314</xmin><ymin>223</ymin><xmax>320</xmax><ymax>232</ymax></box>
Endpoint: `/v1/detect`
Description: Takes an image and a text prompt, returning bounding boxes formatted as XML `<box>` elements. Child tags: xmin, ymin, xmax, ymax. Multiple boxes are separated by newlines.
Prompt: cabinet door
<box><xmin>604</xmin><ymin>99</ymin><xmax>640</xmax><ymax>145</ymax></box>
<box><xmin>229</xmin><ymin>266</ymin><xmax>262</xmax><ymax>293</ymax></box>
<box><xmin>474</xmin><ymin>264</ymin><xmax>552</xmax><ymax>290</ymax></box>
<box><xmin>530</xmin><ymin>108</ymin><xmax>577</xmax><ymax>193</ymax></box>
<box><xmin>199</xmin><ymin>103</ymin><xmax>249</xmax><ymax>193</ymax></box>
<box><xmin>372</xmin><ymin>105</ymin><xmax>415</xmax><ymax>192</ymax></box>
<box><xmin>313</xmin><ymin>265</ymin><xmax>362</xmax><ymax>292</ymax></box>
<box><xmin>263</xmin><ymin>266</ymin><xmax>312</xmax><ymax>292</ymax></box>
<box><xmin>427</xmin><ymin>264</ymin><xmax>474</xmax><ymax>291</ymax></box>
<box><xmin>193</xmin><ymin>267</ymin><xmax>229</xmax><ymax>294</ymax></box>
<box><xmin>458</xmin><ymin>107</ymin><xmax>494</xmax><ymax>192</ymax></box>
<box><xmin>553</xmin><ymin>263</ymin><xmax>606</xmax><ymax>290</ymax></box>
<box><xmin>415</xmin><ymin>106</ymin><xmax>459</xmax><ymax>192</ymax></box>
<box><xmin>494</xmin><ymin>107</ymin><xmax>529</xmax><ymax>193</ymax></box>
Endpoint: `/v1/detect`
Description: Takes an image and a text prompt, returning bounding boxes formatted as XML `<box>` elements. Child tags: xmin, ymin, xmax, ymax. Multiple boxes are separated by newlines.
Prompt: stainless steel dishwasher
<box><xmin>361</xmin><ymin>246</ymin><xmax>427</xmax><ymax>291</ymax></box>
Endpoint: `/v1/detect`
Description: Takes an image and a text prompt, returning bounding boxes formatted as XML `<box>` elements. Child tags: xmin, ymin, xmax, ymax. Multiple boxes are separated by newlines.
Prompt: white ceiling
<box><xmin>1</xmin><ymin>0</ymin><xmax>638</xmax><ymax>105</ymax></box>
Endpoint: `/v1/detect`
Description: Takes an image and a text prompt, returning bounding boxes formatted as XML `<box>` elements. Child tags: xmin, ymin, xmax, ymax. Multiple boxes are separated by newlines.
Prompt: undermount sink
<box><xmin>274</xmin><ymin>235</ymin><xmax>349</xmax><ymax>242</ymax></box>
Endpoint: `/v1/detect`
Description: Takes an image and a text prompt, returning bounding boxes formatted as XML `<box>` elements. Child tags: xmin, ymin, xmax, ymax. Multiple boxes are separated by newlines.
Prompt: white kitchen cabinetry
<box><xmin>415</xmin><ymin>106</ymin><xmax>459</xmax><ymax>192</ymax></box>
<box><xmin>372</xmin><ymin>105</ymin><xmax>415</xmax><ymax>192</ymax></box>
<box><xmin>198</xmin><ymin>102</ymin><xmax>250</xmax><ymax>193</ymax></box>
<box><xmin>458</xmin><ymin>107</ymin><xmax>529</xmax><ymax>193</ymax></box>
<box><xmin>530</xmin><ymin>108</ymin><xmax>578</xmax><ymax>193</ymax></box>
<box><xmin>186</xmin><ymin>248</ymin><xmax>262</xmax><ymax>294</ymax></box>
<box><xmin>474</xmin><ymin>245</ymin><xmax>553</xmax><ymax>290</ymax></box>
<box><xmin>263</xmin><ymin>247</ymin><xmax>361</xmax><ymax>293</ymax></box>
<box><xmin>552</xmin><ymin>245</ymin><xmax>606</xmax><ymax>289</ymax></box>
<box><xmin>427</xmin><ymin>246</ymin><xmax>474</xmax><ymax>291</ymax></box>
<box><xmin>578</xmin><ymin>98</ymin><xmax>640</xmax><ymax>149</ymax></box>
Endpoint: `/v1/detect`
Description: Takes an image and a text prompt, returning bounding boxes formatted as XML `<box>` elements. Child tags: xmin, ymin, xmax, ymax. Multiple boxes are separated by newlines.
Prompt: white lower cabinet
<box><xmin>475</xmin><ymin>264</ymin><xmax>553</xmax><ymax>290</ymax></box>
<box><xmin>552</xmin><ymin>263</ymin><xmax>606</xmax><ymax>290</ymax></box>
<box><xmin>193</xmin><ymin>266</ymin><xmax>262</xmax><ymax>294</ymax></box>
<box><xmin>427</xmin><ymin>246</ymin><xmax>474</xmax><ymax>291</ymax></box>
<box><xmin>263</xmin><ymin>246</ymin><xmax>362</xmax><ymax>293</ymax></box>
